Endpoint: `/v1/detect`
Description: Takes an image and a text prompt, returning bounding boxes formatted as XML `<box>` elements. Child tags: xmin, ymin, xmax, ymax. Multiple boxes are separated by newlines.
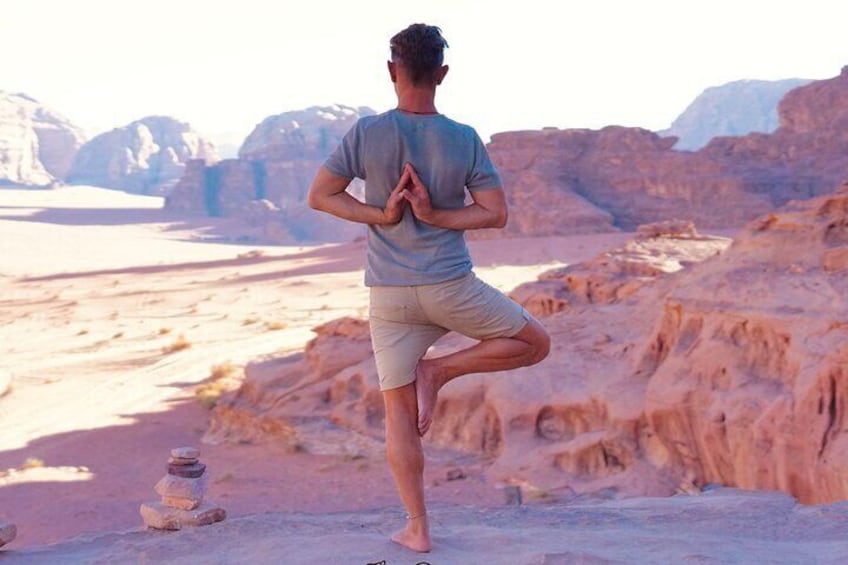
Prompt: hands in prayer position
<box><xmin>384</xmin><ymin>163</ymin><xmax>434</xmax><ymax>225</ymax></box>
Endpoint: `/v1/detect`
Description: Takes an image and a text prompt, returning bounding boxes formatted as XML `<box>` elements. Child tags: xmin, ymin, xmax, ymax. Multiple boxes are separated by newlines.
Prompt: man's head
<box><xmin>389</xmin><ymin>23</ymin><xmax>449</xmax><ymax>87</ymax></box>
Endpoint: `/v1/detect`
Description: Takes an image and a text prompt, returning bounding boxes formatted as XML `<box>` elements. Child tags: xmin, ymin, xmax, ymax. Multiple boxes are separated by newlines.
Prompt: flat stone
<box><xmin>161</xmin><ymin>495</ymin><xmax>201</xmax><ymax>510</ymax></box>
<box><xmin>140</xmin><ymin>501</ymin><xmax>225</xmax><ymax>530</ymax></box>
<box><xmin>0</xmin><ymin>523</ymin><xmax>16</xmax><ymax>547</ymax></box>
<box><xmin>171</xmin><ymin>446</ymin><xmax>200</xmax><ymax>460</ymax></box>
<box><xmin>154</xmin><ymin>472</ymin><xmax>208</xmax><ymax>500</ymax></box>
<box><xmin>167</xmin><ymin>462</ymin><xmax>206</xmax><ymax>478</ymax></box>
<box><xmin>167</xmin><ymin>456</ymin><xmax>199</xmax><ymax>466</ymax></box>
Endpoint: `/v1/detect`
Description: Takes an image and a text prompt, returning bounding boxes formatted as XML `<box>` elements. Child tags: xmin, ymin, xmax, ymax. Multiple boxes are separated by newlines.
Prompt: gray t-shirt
<box><xmin>324</xmin><ymin>109</ymin><xmax>502</xmax><ymax>286</ymax></box>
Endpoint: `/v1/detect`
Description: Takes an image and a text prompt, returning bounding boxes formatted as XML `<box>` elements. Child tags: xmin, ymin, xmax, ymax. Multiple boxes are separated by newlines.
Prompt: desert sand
<box><xmin>2</xmin><ymin>185</ymin><xmax>847</xmax><ymax>563</ymax></box>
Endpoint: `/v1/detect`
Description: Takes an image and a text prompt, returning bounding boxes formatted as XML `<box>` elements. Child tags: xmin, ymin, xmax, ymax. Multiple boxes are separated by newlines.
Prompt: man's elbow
<box><xmin>307</xmin><ymin>188</ymin><xmax>323</xmax><ymax>211</ymax></box>
<box><xmin>491</xmin><ymin>208</ymin><xmax>508</xmax><ymax>228</ymax></box>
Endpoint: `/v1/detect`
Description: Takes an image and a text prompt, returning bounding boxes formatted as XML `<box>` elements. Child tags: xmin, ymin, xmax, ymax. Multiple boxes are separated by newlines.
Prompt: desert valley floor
<box><xmin>1</xmin><ymin>186</ymin><xmax>847</xmax><ymax>564</ymax></box>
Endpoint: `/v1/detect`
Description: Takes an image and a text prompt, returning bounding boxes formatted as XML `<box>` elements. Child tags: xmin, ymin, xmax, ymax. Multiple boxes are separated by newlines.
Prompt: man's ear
<box><xmin>435</xmin><ymin>65</ymin><xmax>449</xmax><ymax>85</ymax></box>
<box><xmin>387</xmin><ymin>60</ymin><xmax>398</xmax><ymax>83</ymax></box>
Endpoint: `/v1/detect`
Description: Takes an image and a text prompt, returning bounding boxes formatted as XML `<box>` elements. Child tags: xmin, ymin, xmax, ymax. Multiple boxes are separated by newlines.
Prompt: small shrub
<box><xmin>163</xmin><ymin>334</ymin><xmax>191</xmax><ymax>354</ymax></box>
<box><xmin>19</xmin><ymin>457</ymin><xmax>45</xmax><ymax>470</ymax></box>
<box><xmin>195</xmin><ymin>361</ymin><xmax>244</xmax><ymax>409</ymax></box>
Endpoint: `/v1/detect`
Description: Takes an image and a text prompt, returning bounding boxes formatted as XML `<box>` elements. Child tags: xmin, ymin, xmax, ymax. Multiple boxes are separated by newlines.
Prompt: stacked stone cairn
<box><xmin>0</xmin><ymin>523</ymin><xmax>16</xmax><ymax>548</ymax></box>
<box><xmin>140</xmin><ymin>447</ymin><xmax>226</xmax><ymax>530</ymax></box>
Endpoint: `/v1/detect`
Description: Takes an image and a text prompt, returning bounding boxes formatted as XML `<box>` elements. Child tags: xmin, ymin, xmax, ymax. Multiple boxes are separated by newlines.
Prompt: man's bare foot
<box><xmin>390</xmin><ymin>515</ymin><xmax>431</xmax><ymax>553</ymax></box>
<box><xmin>414</xmin><ymin>360</ymin><xmax>442</xmax><ymax>436</ymax></box>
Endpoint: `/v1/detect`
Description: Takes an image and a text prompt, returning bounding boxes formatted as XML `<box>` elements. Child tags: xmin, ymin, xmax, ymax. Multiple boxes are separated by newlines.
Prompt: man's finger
<box><xmin>406</xmin><ymin>163</ymin><xmax>424</xmax><ymax>187</ymax></box>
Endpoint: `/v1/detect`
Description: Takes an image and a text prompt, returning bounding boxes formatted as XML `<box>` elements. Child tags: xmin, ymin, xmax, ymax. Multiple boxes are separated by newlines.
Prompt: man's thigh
<box><xmin>417</xmin><ymin>273</ymin><xmax>530</xmax><ymax>341</ymax></box>
<box><xmin>369</xmin><ymin>286</ymin><xmax>448</xmax><ymax>391</ymax></box>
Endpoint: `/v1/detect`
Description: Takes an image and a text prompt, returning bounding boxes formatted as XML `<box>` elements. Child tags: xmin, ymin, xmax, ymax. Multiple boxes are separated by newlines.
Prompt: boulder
<box><xmin>66</xmin><ymin>116</ymin><xmax>216</xmax><ymax>194</ymax></box>
<box><xmin>0</xmin><ymin>91</ymin><xmax>85</xmax><ymax>186</ymax></box>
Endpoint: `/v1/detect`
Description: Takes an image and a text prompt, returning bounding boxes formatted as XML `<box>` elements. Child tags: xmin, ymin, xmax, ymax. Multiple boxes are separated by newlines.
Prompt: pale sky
<box><xmin>3</xmin><ymin>0</ymin><xmax>847</xmax><ymax>145</ymax></box>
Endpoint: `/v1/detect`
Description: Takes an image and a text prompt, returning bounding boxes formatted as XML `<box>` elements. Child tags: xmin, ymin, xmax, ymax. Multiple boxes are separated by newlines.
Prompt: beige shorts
<box><xmin>369</xmin><ymin>272</ymin><xmax>531</xmax><ymax>391</ymax></box>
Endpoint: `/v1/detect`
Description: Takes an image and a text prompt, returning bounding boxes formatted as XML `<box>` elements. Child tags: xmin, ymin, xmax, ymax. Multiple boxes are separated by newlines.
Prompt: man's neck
<box><xmin>396</xmin><ymin>86</ymin><xmax>438</xmax><ymax>115</ymax></box>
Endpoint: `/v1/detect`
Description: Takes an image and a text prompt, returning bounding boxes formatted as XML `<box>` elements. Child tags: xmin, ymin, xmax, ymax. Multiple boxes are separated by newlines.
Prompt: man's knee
<box><xmin>516</xmin><ymin>318</ymin><xmax>550</xmax><ymax>365</ymax></box>
<box><xmin>529</xmin><ymin>323</ymin><xmax>551</xmax><ymax>365</ymax></box>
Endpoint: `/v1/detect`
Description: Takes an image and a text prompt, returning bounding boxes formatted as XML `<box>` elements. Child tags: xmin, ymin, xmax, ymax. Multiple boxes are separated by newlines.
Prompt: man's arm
<box><xmin>401</xmin><ymin>163</ymin><xmax>507</xmax><ymax>230</ymax></box>
<box><xmin>307</xmin><ymin>166</ymin><xmax>408</xmax><ymax>225</ymax></box>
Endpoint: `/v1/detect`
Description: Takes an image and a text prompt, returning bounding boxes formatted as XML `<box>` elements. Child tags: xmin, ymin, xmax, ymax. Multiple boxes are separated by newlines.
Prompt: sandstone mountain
<box><xmin>488</xmin><ymin>66</ymin><xmax>848</xmax><ymax>238</ymax></box>
<box><xmin>166</xmin><ymin>105</ymin><xmax>374</xmax><ymax>242</ymax></box>
<box><xmin>66</xmin><ymin>116</ymin><xmax>217</xmax><ymax>195</ymax></box>
<box><xmin>205</xmin><ymin>183</ymin><xmax>848</xmax><ymax>505</ymax></box>
<box><xmin>0</xmin><ymin>91</ymin><xmax>86</xmax><ymax>186</ymax></box>
<box><xmin>659</xmin><ymin>78</ymin><xmax>811</xmax><ymax>150</ymax></box>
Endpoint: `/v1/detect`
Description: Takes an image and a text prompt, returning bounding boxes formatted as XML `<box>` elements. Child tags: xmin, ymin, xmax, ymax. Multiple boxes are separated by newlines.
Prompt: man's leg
<box><xmin>383</xmin><ymin>383</ymin><xmax>431</xmax><ymax>552</ymax></box>
<box><xmin>416</xmin><ymin>317</ymin><xmax>550</xmax><ymax>435</ymax></box>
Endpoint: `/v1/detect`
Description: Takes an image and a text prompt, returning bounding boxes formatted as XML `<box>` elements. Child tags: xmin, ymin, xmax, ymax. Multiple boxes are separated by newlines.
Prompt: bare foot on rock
<box><xmin>414</xmin><ymin>361</ymin><xmax>442</xmax><ymax>436</ymax></box>
<box><xmin>390</xmin><ymin>516</ymin><xmax>431</xmax><ymax>553</ymax></box>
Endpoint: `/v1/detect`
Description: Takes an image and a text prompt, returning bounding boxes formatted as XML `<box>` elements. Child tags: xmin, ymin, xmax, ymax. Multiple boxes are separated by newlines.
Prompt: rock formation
<box><xmin>659</xmin><ymin>78</ymin><xmax>811</xmax><ymax>150</ymax></box>
<box><xmin>487</xmin><ymin>66</ymin><xmax>848</xmax><ymax>237</ymax></box>
<box><xmin>166</xmin><ymin>66</ymin><xmax>848</xmax><ymax>243</ymax></box>
<box><xmin>205</xmin><ymin>183</ymin><xmax>848</xmax><ymax>505</ymax></box>
<box><xmin>0</xmin><ymin>523</ymin><xmax>15</xmax><ymax>548</ymax></box>
<box><xmin>0</xmin><ymin>91</ymin><xmax>86</xmax><ymax>186</ymax></box>
<box><xmin>165</xmin><ymin>105</ymin><xmax>373</xmax><ymax>243</ymax></box>
<box><xmin>66</xmin><ymin>116</ymin><xmax>217</xmax><ymax>195</ymax></box>
<box><xmin>139</xmin><ymin>446</ymin><xmax>226</xmax><ymax>530</ymax></box>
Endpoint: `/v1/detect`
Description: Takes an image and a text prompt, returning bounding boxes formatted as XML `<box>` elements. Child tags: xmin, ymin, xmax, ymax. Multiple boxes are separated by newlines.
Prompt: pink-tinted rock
<box><xmin>161</xmin><ymin>495</ymin><xmax>201</xmax><ymax>511</ymax></box>
<box><xmin>167</xmin><ymin>462</ymin><xmax>206</xmax><ymax>478</ymax></box>
<box><xmin>170</xmin><ymin>446</ymin><xmax>199</xmax><ymax>459</ymax></box>
<box><xmin>0</xmin><ymin>523</ymin><xmax>16</xmax><ymax>548</ymax></box>
<box><xmin>154</xmin><ymin>472</ymin><xmax>208</xmax><ymax>500</ymax></box>
<box><xmin>140</xmin><ymin>501</ymin><xmax>225</xmax><ymax>530</ymax></box>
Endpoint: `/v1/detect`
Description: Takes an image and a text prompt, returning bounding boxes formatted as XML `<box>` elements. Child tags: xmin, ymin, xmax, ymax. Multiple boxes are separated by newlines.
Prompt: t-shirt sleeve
<box><xmin>466</xmin><ymin>130</ymin><xmax>502</xmax><ymax>191</ymax></box>
<box><xmin>324</xmin><ymin>120</ymin><xmax>366</xmax><ymax>180</ymax></box>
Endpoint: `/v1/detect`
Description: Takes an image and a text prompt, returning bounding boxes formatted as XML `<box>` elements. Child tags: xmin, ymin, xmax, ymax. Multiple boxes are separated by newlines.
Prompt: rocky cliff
<box><xmin>165</xmin><ymin>105</ymin><xmax>374</xmax><ymax>243</ymax></box>
<box><xmin>66</xmin><ymin>116</ymin><xmax>217</xmax><ymax>194</ymax></box>
<box><xmin>205</xmin><ymin>183</ymin><xmax>848</xmax><ymax>504</ymax></box>
<box><xmin>0</xmin><ymin>91</ymin><xmax>86</xmax><ymax>186</ymax></box>
<box><xmin>659</xmin><ymin>78</ymin><xmax>811</xmax><ymax>150</ymax></box>
<box><xmin>489</xmin><ymin>66</ymin><xmax>848</xmax><ymax>237</ymax></box>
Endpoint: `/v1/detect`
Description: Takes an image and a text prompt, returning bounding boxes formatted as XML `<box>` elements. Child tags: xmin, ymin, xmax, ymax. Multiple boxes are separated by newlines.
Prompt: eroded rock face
<box><xmin>66</xmin><ymin>116</ymin><xmax>217</xmax><ymax>194</ymax></box>
<box><xmin>166</xmin><ymin>105</ymin><xmax>373</xmax><ymax>243</ymax></box>
<box><xmin>0</xmin><ymin>91</ymin><xmax>86</xmax><ymax>186</ymax></box>
<box><xmin>510</xmin><ymin>222</ymin><xmax>730</xmax><ymax>317</ymax></box>
<box><xmin>207</xmin><ymin>184</ymin><xmax>848</xmax><ymax>504</ymax></box>
<box><xmin>642</xmin><ymin>183</ymin><xmax>848</xmax><ymax>504</ymax></box>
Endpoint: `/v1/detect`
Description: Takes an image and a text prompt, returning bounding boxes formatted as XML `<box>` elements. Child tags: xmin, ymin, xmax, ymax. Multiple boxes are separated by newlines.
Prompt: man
<box><xmin>307</xmin><ymin>23</ymin><xmax>550</xmax><ymax>553</ymax></box>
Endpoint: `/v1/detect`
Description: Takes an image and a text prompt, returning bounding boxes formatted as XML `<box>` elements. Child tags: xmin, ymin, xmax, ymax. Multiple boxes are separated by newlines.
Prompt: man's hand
<box><xmin>382</xmin><ymin>166</ymin><xmax>411</xmax><ymax>224</ymax></box>
<box><xmin>401</xmin><ymin>163</ymin><xmax>435</xmax><ymax>223</ymax></box>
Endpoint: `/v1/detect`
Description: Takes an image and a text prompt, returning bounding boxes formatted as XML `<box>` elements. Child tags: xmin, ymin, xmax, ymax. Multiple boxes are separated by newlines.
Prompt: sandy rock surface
<box><xmin>8</xmin><ymin>489</ymin><xmax>848</xmax><ymax>564</ymax></box>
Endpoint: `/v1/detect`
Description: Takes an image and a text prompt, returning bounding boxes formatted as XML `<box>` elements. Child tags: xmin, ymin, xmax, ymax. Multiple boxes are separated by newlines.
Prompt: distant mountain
<box><xmin>659</xmin><ymin>78</ymin><xmax>812</xmax><ymax>150</ymax></box>
<box><xmin>166</xmin><ymin>104</ymin><xmax>376</xmax><ymax>242</ymax></box>
<box><xmin>239</xmin><ymin>104</ymin><xmax>375</xmax><ymax>161</ymax></box>
<box><xmin>66</xmin><ymin>116</ymin><xmax>218</xmax><ymax>195</ymax></box>
<box><xmin>0</xmin><ymin>91</ymin><xmax>86</xmax><ymax>186</ymax></box>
